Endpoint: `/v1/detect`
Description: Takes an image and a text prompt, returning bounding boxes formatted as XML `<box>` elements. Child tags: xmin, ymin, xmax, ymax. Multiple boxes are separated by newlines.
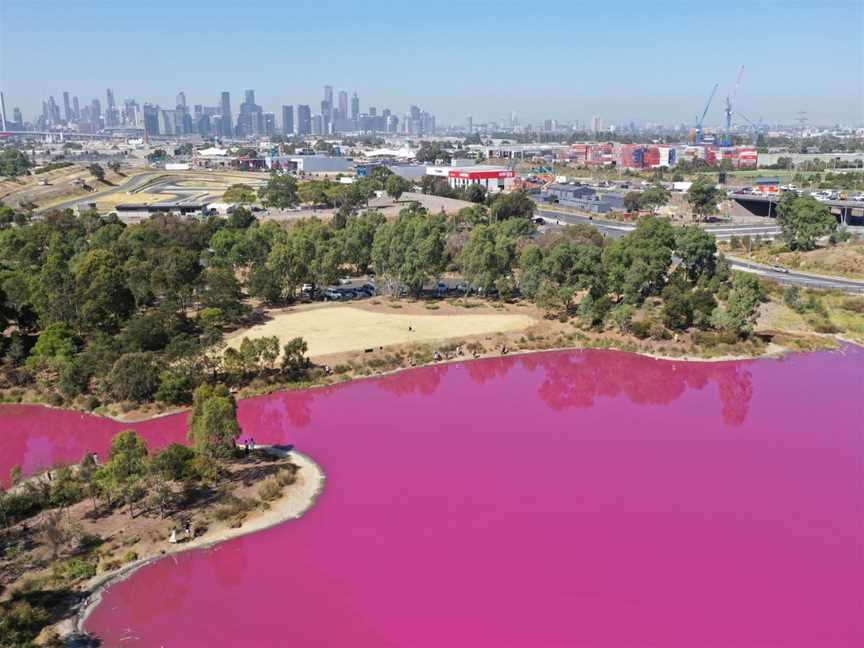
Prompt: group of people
<box><xmin>241</xmin><ymin>438</ymin><xmax>257</xmax><ymax>456</ymax></box>
<box><xmin>168</xmin><ymin>521</ymin><xmax>194</xmax><ymax>544</ymax></box>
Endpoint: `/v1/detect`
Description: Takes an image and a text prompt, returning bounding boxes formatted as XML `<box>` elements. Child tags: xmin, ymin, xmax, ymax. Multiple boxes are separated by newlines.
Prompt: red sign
<box><xmin>448</xmin><ymin>170</ymin><xmax>515</xmax><ymax>180</ymax></box>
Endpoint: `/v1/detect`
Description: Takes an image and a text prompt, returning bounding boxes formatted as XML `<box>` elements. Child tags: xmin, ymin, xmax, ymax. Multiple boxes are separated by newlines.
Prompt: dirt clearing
<box><xmin>227</xmin><ymin>303</ymin><xmax>538</xmax><ymax>358</ymax></box>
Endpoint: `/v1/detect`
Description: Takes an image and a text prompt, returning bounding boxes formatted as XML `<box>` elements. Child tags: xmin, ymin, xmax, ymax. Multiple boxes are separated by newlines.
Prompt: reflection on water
<box><xmin>2</xmin><ymin>348</ymin><xmax>862</xmax><ymax>648</ymax></box>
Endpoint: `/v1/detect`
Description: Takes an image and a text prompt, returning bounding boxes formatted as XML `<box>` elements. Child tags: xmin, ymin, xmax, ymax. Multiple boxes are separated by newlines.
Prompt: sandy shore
<box><xmin>58</xmin><ymin>449</ymin><xmax>325</xmax><ymax>641</ymax></box>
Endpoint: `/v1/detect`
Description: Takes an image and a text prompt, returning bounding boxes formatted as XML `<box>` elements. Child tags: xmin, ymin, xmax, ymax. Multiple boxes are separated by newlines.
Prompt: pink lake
<box><xmin>1</xmin><ymin>348</ymin><xmax>862</xmax><ymax>647</ymax></box>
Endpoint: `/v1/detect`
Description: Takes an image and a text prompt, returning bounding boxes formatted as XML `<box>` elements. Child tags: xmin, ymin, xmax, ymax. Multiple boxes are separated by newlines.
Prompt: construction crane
<box><xmin>722</xmin><ymin>65</ymin><xmax>745</xmax><ymax>146</ymax></box>
<box><xmin>694</xmin><ymin>83</ymin><xmax>718</xmax><ymax>145</ymax></box>
<box><xmin>736</xmin><ymin>111</ymin><xmax>764</xmax><ymax>146</ymax></box>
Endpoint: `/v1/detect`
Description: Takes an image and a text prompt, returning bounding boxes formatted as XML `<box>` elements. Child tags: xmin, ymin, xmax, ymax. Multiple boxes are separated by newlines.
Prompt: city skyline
<box><xmin>1</xmin><ymin>0</ymin><xmax>861</xmax><ymax>127</ymax></box>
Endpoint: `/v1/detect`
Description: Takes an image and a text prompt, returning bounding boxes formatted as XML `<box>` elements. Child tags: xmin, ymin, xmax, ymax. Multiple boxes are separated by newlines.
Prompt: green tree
<box><xmin>712</xmin><ymin>272</ymin><xmax>762</xmax><ymax>337</ymax></box>
<box><xmin>25</xmin><ymin>323</ymin><xmax>79</xmax><ymax>376</ymax></box>
<box><xmin>661</xmin><ymin>283</ymin><xmax>693</xmax><ymax>330</ymax></box>
<box><xmin>223</xmin><ymin>184</ymin><xmax>258</xmax><ymax>204</ymax></box>
<box><xmin>460</xmin><ymin>224</ymin><xmax>516</xmax><ymax>295</ymax></box>
<box><xmin>623</xmin><ymin>191</ymin><xmax>642</xmax><ymax>213</ymax></box>
<box><xmin>108</xmin><ymin>352</ymin><xmax>161</xmax><ymax>403</ymax></box>
<box><xmin>675</xmin><ymin>225</ymin><xmax>717</xmax><ymax>281</ymax></box>
<box><xmin>341</xmin><ymin>211</ymin><xmax>384</xmax><ymax>274</ymax></box>
<box><xmin>776</xmin><ymin>194</ymin><xmax>837</xmax><ymax>251</ymax></box>
<box><xmin>0</xmin><ymin>148</ymin><xmax>32</xmax><ymax>177</ymax></box>
<box><xmin>88</xmin><ymin>164</ymin><xmax>106</xmax><ymax>182</ymax></box>
<box><xmin>490</xmin><ymin>191</ymin><xmax>535</xmax><ymax>222</ymax></box>
<box><xmin>686</xmin><ymin>177</ymin><xmax>721</xmax><ymax>222</ymax></box>
<box><xmin>639</xmin><ymin>184</ymin><xmax>670</xmax><ymax>213</ymax></box>
<box><xmin>463</xmin><ymin>183</ymin><xmax>487</xmax><ymax>204</ymax></box>
<box><xmin>385</xmin><ymin>174</ymin><xmax>412</xmax><ymax>201</ymax></box>
<box><xmin>603</xmin><ymin>217</ymin><xmax>676</xmax><ymax>304</ymax></box>
<box><xmin>517</xmin><ymin>245</ymin><xmax>545</xmax><ymax>300</ymax></box>
<box><xmin>105</xmin><ymin>430</ymin><xmax>149</xmax><ymax>516</ymax></box>
<box><xmin>281</xmin><ymin>337</ymin><xmax>310</xmax><ymax>379</ymax></box>
<box><xmin>258</xmin><ymin>173</ymin><xmax>299</xmax><ymax>208</ymax></box>
<box><xmin>73</xmin><ymin>249</ymin><xmax>135</xmax><ymax>332</ymax></box>
<box><xmin>372</xmin><ymin>210</ymin><xmax>446</xmax><ymax>296</ymax></box>
<box><xmin>188</xmin><ymin>383</ymin><xmax>241</xmax><ymax>460</ymax></box>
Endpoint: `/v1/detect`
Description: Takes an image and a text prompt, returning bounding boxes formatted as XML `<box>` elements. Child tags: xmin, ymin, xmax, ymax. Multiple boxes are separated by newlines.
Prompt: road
<box><xmin>537</xmin><ymin>209</ymin><xmax>864</xmax><ymax>293</ymax></box>
<box><xmin>38</xmin><ymin>170</ymin><xmax>164</xmax><ymax>213</ymax></box>
<box><xmin>536</xmin><ymin>209</ymin><xmax>781</xmax><ymax>239</ymax></box>
<box><xmin>725</xmin><ymin>257</ymin><xmax>864</xmax><ymax>293</ymax></box>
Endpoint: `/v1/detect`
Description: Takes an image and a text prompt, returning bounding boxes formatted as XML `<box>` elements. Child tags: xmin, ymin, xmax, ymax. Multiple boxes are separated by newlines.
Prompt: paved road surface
<box><xmin>537</xmin><ymin>209</ymin><xmax>864</xmax><ymax>292</ymax></box>
<box><xmin>726</xmin><ymin>257</ymin><xmax>864</xmax><ymax>293</ymax></box>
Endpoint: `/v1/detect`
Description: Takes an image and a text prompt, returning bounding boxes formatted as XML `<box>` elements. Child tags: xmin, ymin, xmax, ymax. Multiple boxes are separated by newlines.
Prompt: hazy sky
<box><xmin>1</xmin><ymin>0</ymin><xmax>862</xmax><ymax>127</ymax></box>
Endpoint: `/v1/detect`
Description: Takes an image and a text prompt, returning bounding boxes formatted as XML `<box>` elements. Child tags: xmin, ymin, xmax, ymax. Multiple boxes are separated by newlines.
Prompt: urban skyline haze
<box><xmin>1</xmin><ymin>0</ymin><xmax>862</xmax><ymax>127</ymax></box>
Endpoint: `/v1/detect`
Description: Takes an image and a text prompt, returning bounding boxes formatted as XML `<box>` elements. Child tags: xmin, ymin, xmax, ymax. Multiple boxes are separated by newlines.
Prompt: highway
<box><xmin>537</xmin><ymin>209</ymin><xmax>781</xmax><ymax>239</ymax></box>
<box><xmin>725</xmin><ymin>257</ymin><xmax>864</xmax><ymax>293</ymax></box>
<box><xmin>537</xmin><ymin>209</ymin><xmax>864</xmax><ymax>293</ymax></box>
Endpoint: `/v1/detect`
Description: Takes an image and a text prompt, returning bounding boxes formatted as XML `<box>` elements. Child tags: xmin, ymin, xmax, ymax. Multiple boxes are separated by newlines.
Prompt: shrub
<box><xmin>629</xmin><ymin>320</ymin><xmax>652</xmax><ymax>339</ymax></box>
<box><xmin>56</xmin><ymin>557</ymin><xmax>97</xmax><ymax>583</ymax></box>
<box><xmin>257</xmin><ymin>478</ymin><xmax>283</xmax><ymax>502</ymax></box>
<box><xmin>122</xmin><ymin>551</ymin><xmax>139</xmax><ymax>563</ymax></box>
<box><xmin>840</xmin><ymin>297</ymin><xmax>864</xmax><ymax>313</ymax></box>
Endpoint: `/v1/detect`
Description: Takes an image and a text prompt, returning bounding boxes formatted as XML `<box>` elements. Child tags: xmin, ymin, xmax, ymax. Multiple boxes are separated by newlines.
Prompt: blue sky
<box><xmin>1</xmin><ymin>0</ymin><xmax>862</xmax><ymax>126</ymax></box>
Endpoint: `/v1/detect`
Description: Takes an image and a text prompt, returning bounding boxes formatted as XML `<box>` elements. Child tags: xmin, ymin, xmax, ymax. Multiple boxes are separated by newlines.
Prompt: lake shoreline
<box><xmin>0</xmin><ymin>336</ymin><xmax>848</xmax><ymax>425</ymax></box>
<box><xmin>53</xmin><ymin>449</ymin><xmax>325</xmax><ymax>643</ymax></box>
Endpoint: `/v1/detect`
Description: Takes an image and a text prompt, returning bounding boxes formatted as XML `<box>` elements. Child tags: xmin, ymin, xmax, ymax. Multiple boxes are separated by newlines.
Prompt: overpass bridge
<box><xmin>729</xmin><ymin>192</ymin><xmax>863</xmax><ymax>226</ymax></box>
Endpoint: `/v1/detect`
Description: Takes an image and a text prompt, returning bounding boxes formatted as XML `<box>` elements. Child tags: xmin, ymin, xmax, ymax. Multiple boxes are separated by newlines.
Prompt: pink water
<box><xmin>2</xmin><ymin>349</ymin><xmax>862</xmax><ymax>647</ymax></box>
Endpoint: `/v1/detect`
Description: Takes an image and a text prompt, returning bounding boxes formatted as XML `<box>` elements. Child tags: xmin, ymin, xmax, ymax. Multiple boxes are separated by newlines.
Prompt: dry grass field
<box><xmin>226</xmin><ymin>303</ymin><xmax>538</xmax><ymax>358</ymax></box>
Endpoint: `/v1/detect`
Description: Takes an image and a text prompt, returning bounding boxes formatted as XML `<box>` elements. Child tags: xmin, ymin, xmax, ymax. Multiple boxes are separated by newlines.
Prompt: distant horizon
<box><xmin>1</xmin><ymin>0</ymin><xmax>862</xmax><ymax>127</ymax></box>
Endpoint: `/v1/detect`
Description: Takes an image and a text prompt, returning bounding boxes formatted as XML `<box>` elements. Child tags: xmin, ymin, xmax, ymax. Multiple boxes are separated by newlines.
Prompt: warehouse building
<box><xmin>426</xmin><ymin>165</ymin><xmax>517</xmax><ymax>193</ymax></box>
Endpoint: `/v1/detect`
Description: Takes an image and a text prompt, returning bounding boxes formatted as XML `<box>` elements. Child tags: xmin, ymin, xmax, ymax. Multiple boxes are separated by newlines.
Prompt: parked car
<box><xmin>323</xmin><ymin>288</ymin><xmax>343</xmax><ymax>301</ymax></box>
<box><xmin>771</xmin><ymin>265</ymin><xmax>790</xmax><ymax>274</ymax></box>
<box><xmin>436</xmin><ymin>282</ymin><xmax>449</xmax><ymax>297</ymax></box>
<box><xmin>338</xmin><ymin>277</ymin><xmax>352</xmax><ymax>285</ymax></box>
<box><xmin>357</xmin><ymin>284</ymin><xmax>376</xmax><ymax>297</ymax></box>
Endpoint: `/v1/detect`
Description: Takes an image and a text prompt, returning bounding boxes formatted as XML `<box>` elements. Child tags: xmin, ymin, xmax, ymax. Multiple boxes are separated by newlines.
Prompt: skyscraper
<box><xmin>338</xmin><ymin>91</ymin><xmax>348</xmax><ymax>120</ymax></box>
<box><xmin>220</xmin><ymin>91</ymin><xmax>233</xmax><ymax>137</ymax></box>
<box><xmin>63</xmin><ymin>92</ymin><xmax>72</xmax><ymax>122</ymax></box>
<box><xmin>297</xmin><ymin>105</ymin><xmax>312</xmax><ymax>135</ymax></box>
<box><xmin>350</xmin><ymin>92</ymin><xmax>359</xmax><ymax>121</ymax></box>
<box><xmin>106</xmin><ymin>88</ymin><xmax>115</xmax><ymax>111</ymax></box>
<box><xmin>176</xmin><ymin>91</ymin><xmax>186</xmax><ymax>108</ymax></box>
<box><xmin>72</xmin><ymin>96</ymin><xmax>80</xmax><ymax>120</ymax></box>
<box><xmin>281</xmin><ymin>105</ymin><xmax>294</xmax><ymax>135</ymax></box>
<box><xmin>591</xmin><ymin>115</ymin><xmax>601</xmax><ymax>132</ymax></box>
<box><xmin>324</xmin><ymin>86</ymin><xmax>333</xmax><ymax>108</ymax></box>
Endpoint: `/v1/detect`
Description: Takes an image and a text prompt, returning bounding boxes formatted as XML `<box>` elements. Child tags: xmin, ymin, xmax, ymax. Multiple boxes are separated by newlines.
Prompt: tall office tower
<box><xmin>91</xmin><ymin>98</ymin><xmax>101</xmax><ymax>119</ymax></box>
<box><xmin>350</xmin><ymin>92</ymin><xmax>359</xmax><ymax>121</ymax></box>
<box><xmin>105</xmin><ymin>88</ymin><xmax>116</xmax><ymax>126</ymax></box>
<box><xmin>63</xmin><ymin>92</ymin><xmax>72</xmax><ymax>121</ymax></box>
<box><xmin>297</xmin><ymin>104</ymin><xmax>311</xmax><ymax>135</ymax></box>
<box><xmin>281</xmin><ymin>105</ymin><xmax>294</xmax><ymax>135</ymax></box>
<box><xmin>176</xmin><ymin>91</ymin><xmax>186</xmax><ymax>108</ymax></box>
<box><xmin>467</xmin><ymin>115</ymin><xmax>473</xmax><ymax>133</ymax></box>
<box><xmin>324</xmin><ymin>86</ymin><xmax>333</xmax><ymax>109</ymax></box>
<box><xmin>264</xmin><ymin>113</ymin><xmax>276</xmax><ymax>137</ymax></box>
<box><xmin>13</xmin><ymin>107</ymin><xmax>23</xmax><ymax>127</ymax></box>
<box><xmin>220</xmin><ymin>92</ymin><xmax>233</xmax><ymax>137</ymax></box>
<box><xmin>369</xmin><ymin>106</ymin><xmax>377</xmax><ymax>117</ymax></box>
<box><xmin>46</xmin><ymin>96</ymin><xmax>60</xmax><ymax>124</ymax></box>
<box><xmin>245</xmin><ymin>89</ymin><xmax>255</xmax><ymax>105</ymax></box>
<box><xmin>338</xmin><ymin>91</ymin><xmax>348</xmax><ymax>120</ymax></box>
<box><xmin>591</xmin><ymin>115</ymin><xmax>601</xmax><ymax>132</ymax></box>
<box><xmin>311</xmin><ymin>114</ymin><xmax>323</xmax><ymax>135</ymax></box>
<box><xmin>409</xmin><ymin>105</ymin><xmax>420</xmax><ymax>121</ymax></box>
<box><xmin>72</xmin><ymin>96</ymin><xmax>80</xmax><ymax>119</ymax></box>
<box><xmin>124</xmin><ymin>99</ymin><xmax>140</xmax><ymax>127</ymax></box>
